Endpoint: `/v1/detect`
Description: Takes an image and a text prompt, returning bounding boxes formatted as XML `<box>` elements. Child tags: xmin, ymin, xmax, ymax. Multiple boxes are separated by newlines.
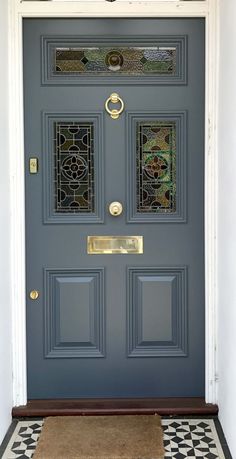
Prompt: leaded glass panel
<box><xmin>54</xmin><ymin>122</ymin><xmax>95</xmax><ymax>213</ymax></box>
<box><xmin>55</xmin><ymin>47</ymin><xmax>176</xmax><ymax>75</ymax></box>
<box><xmin>137</xmin><ymin>121</ymin><xmax>176</xmax><ymax>213</ymax></box>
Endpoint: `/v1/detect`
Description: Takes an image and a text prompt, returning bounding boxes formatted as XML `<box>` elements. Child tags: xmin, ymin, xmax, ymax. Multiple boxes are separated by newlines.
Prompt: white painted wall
<box><xmin>218</xmin><ymin>1</ymin><xmax>236</xmax><ymax>458</ymax></box>
<box><xmin>0</xmin><ymin>0</ymin><xmax>13</xmax><ymax>445</ymax></box>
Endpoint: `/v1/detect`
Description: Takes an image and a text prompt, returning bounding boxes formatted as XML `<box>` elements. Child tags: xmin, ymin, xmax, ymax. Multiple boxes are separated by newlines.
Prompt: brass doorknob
<box><xmin>109</xmin><ymin>201</ymin><xmax>123</xmax><ymax>216</ymax></box>
<box><xmin>29</xmin><ymin>290</ymin><xmax>39</xmax><ymax>300</ymax></box>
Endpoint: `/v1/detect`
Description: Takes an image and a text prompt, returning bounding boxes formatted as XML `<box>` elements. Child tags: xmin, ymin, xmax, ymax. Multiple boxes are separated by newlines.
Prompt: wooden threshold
<box><xmin>12</xmin><ymin>398</ymin><xmax>218</xmax><ymax>417</ymax></box>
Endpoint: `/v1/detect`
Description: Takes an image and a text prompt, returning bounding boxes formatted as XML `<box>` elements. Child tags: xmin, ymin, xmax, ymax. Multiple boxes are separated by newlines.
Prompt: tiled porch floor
<box><xmin>0</xmin><ymin>418</ymin><xmax>232</xmax><ymax>459</ymax></box>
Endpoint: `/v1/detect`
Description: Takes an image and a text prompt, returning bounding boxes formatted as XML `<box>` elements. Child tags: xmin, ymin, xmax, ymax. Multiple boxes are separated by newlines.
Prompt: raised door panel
<box><xmin>127</xmin><ymin>267</ymin><xmax>187</xmax><ymax>357</ymax></box>
<box><xmin>44</xmin><ymin>269</ymin><xmax>105</xmax><ymax>358</ymax></box>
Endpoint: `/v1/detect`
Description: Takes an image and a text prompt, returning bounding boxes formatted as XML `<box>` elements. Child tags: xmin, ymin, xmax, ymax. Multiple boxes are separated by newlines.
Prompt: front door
<box><xmin>24</xmin><ymin>18</ymin><xmax>205</xmax><ymax>399</ymax></box>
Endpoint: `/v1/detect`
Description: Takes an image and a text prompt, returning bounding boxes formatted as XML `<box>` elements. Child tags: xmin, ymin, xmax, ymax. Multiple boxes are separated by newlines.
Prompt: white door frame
<box><xmin>9</xmin><ymin>0</ymin><xmax>219</xmax><ymax>406</ymax></box>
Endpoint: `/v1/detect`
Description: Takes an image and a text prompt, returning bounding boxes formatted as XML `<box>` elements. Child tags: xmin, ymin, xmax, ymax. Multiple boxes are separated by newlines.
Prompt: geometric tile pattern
<box><xmin>1</xmin><ymin>421</ymin><xmax>43</xmax><ymax>459</ymax></box>
<box><xmin>163</xmin><ymin>420</ymin><xmax>226</xmax><ymax>459</ymax></box>
<box><xmin>1</xmin><ymin>419</ymin><xmax>227</xmax><ymax>459</ymax></box>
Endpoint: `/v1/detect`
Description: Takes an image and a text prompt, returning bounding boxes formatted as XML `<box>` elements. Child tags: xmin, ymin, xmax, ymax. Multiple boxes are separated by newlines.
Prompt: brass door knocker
<box><xmin>105</xmin><ymin>93</ymin><xmax>124</xmax><ymax>120</ymax></box>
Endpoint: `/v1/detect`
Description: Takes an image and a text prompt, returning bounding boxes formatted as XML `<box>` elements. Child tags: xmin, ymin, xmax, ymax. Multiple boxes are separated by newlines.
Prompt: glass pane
<box><xmin>137</xmin><ymin>121</ymin><xmax>176</xmax><ymax>214</ymax></box>
<box><xmin>54</xmin><ymin>122</ymin><xmax>95</xmax><ymax>213</ymax></box>
<box><xmin>55</xmin><ymin>47</ymin><xmax>176</xmax><ymax>75</ymax></box>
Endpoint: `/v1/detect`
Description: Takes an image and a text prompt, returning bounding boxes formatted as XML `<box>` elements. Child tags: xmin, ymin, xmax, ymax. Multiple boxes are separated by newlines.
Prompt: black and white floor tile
<box><xmin>163</xmin><ymin>419</ymin><xmax>227</xmax><ymax>459</ymax></box>
<box><xmin>0</xmin><ymin>418</ymin><xmax>230</xmax><ymax>459</ymax></box>
<box><xmin>1</xmin><ymin>421</ymin><xmax>43</xmax><ymax>459</ymax></box>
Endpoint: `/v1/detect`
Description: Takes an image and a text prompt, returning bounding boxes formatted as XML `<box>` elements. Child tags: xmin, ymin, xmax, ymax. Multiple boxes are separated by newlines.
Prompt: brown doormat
<box><xmin>33</xmin><ymin>415</ymin><xmax>165</xmax><ymax>459</ymax></box>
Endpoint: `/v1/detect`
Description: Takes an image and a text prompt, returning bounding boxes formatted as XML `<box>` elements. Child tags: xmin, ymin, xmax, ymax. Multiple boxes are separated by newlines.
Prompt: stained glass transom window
<box><xmin>137</xmin><ymin>121</ymin><xmax>176</xmax><ymax>213</ymax></box>
<box><xmin>55</xmin><ymin>47</ymin><xmax>176</xmax><ymax>75</ymax></box>
<box><xmin>54</xmin><ymin>122</ymin><xmax>95</xmax><ymax>213</ymax></box>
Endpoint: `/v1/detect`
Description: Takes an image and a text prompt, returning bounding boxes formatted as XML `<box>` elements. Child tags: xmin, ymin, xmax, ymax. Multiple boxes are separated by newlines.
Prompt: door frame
<box><xmin>8</xmin><ymin>0</ymin><xmax>219</xmax><ymax>406</ymax></box>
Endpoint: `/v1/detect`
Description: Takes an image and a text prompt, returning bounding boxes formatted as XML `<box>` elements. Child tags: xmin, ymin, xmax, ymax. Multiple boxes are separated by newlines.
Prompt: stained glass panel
<box><xmin>54</xmin><ymin>122</ymin><xmax>95</xmax><ymax>213</ymax></box>
<box><xmin>137</xmin><ymin>121</ymin><xmax>176</xmax><ymax>214</ymax></box>
<box><xmin>55</xmin><ymin>46</ymin><xmax>176</xmax><ymax>75</ymax></box>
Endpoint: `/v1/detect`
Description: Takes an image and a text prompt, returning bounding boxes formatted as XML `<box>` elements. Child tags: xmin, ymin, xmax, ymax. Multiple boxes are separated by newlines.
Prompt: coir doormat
<box><xmin>33</xmin><ymin>415</ymin><xmax>165</xmax><ymax>459</ymax></box>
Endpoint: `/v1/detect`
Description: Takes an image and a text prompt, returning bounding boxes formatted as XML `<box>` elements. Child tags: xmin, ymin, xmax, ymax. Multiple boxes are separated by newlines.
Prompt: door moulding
<box><xmin>8</xmin><ymin>0</ymin><xmax>219</xmax><ymax>406</ymax></box>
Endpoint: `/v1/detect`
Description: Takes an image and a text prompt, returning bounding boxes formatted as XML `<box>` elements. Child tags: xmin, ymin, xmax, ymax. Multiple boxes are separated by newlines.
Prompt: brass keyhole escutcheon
<box><xmin>109</xmin><ymin>201</ymin><xmax>123</xmax><ymax>217</ymax></box>
<box><xmin>105</xmin><ymin>93</ymin><xmax>124</xmax><ymax>120</ymax></box>
<box><xmin>29</xmin><ymin>158</ymin><xmax>38</xmax><ymax>174</ymax></box>
<box><xmin>29</xmin><ymin>290</ymin><xmax>39</xmax><ymax>300</ymax></box>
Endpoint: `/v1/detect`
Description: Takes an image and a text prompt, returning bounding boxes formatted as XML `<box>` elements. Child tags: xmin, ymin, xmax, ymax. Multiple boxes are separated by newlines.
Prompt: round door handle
<box><xmin>109</xmin><ymin>201</ymin><xmax>123</xmax><ymax>217</ymax></box>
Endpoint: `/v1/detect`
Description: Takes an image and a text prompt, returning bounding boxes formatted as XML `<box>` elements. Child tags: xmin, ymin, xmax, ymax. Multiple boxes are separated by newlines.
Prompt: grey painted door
<box><xmin>24</xmin><ymin>18</ymin><xmax>205</xmax><ymax>399</ymax></box>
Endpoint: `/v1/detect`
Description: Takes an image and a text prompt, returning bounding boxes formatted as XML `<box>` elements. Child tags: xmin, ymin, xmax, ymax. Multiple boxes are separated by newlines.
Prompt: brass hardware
<box><xmin>105</xmin><ymin>93</ymin><xmax>124</xmax><ymax>120</ymax></box>
<box><xmin>87</xmin><ymin>236</ymin><xmax>143</xmax><ymax>254</ymax></box>
<box><xmin>29</xmin><ymin>290</ymin><xmax>39</xmax><ymax>300</ymax></box>
<box><xmin>29</xmin><ymin>158</ymin><xmax>38</xmax><ymax>174</ymax></box>
<box><xmin>109</xmin><ymin>201</ymin><xmax>123</xmax><ymax>216</ymax></box>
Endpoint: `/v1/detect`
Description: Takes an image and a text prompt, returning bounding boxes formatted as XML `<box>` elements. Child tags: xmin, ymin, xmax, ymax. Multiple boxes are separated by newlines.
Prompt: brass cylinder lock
<box><xmin>109</xmin><ymin>201</ymin><xmax>123</xmax><ymax>217</ymax></box>
<box><xmin>29</xmin><ymin>290</ymin><xmax>39</xmax><ymax>300</ymax></box>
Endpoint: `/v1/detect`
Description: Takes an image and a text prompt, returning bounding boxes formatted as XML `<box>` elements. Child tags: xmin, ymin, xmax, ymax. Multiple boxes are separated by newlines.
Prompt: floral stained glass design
<box><xmin>54</xmin><ymin>122</ymin><xmax>95</xmax><ymax>213</ymax></box>
<box><xmin>55</xmin><ymin>47</ymin><xmax>176</xmax><ymax>75</ymax></box>
<box><xmin>137</xmin><ymin>122</ymin><xmax>176</xmax><ymax>213</ymax></box>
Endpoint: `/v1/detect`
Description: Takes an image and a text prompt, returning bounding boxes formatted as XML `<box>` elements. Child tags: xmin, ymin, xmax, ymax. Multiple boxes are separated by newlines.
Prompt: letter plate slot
<box><xmin>87</xmin><ymin>236</ymin><xmax>143</xmax><ymax>254</ymax></box>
